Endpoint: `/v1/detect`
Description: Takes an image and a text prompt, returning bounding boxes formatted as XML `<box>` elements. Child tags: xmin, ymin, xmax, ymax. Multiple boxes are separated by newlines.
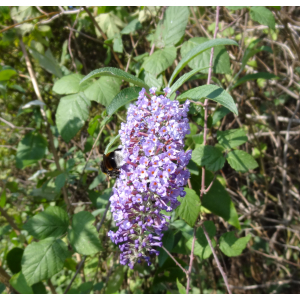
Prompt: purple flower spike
<box><xmin>108</xmin><ymin>86</ymin><xmax>191</xmax><ymax>268</ymax></box>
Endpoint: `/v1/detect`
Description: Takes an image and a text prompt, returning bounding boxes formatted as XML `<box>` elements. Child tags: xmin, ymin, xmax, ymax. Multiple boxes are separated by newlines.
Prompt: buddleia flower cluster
<box><xmin>108</xmin><ymin>87</ymin><xmax>192</xmax><ymax>269</ymax></box>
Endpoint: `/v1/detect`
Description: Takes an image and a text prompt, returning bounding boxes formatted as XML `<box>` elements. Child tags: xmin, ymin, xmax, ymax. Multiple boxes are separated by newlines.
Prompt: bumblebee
<box><xmin>100</xmin><ymin>148</ymin><xmax>124</xmax><ymax>178</ymax></box>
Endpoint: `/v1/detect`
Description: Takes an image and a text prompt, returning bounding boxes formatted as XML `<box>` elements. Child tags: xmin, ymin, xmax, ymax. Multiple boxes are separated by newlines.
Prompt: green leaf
<box><xmin>104</xmin><ymin>134</ymin><xmax>120</xmax><ymax>154</ymax></box>
<box><xmin>95</xmin><ymin>12</ymin><xmax>124</xmax><ymax>39</ymax></box>
<box><xmin>121</xmin><ymin>19</ymin><xmax>142</xmax><ymax>34</ymax></box>
<box><xmin>16</xmin><ymin>132</ymin><xmax>47</xmax><ymax>169</ymax></box>
<box><xmin>29</xmin><ymin>48</ymin><xmax>63</xmax><ymax>78</ymax></box>
<box><xmin>217</xmin><ymin>128</ymin><xmax>248</xmax><ymax>149</ymax></box>
<box><xmin>153</xmin><ymin>6</ymin><xmax>190</xmax><ymax>48</ymax></box>
<box><xmin>186</xmin><ymin>221</ymin><xmax>216</xmax><ymax>259</ymax></box>
<box><xmin>186</xmin><ymin>160</ymin><xmax>199</xmax><ymax>175</ymax></box>
<box><xmin>219</xmin><ymin>232</ymin><xmax>251</xmax><ymax>257</ymax></box>
<box><xmin>180</xmin><ymin>37</ymin><xmax>231</xmax><ymax>74</ymax></box>
<box><xmin>192</xmin><ymin>145</ymin><xmax>225</xmax><ymax>172</ymax></box>
<box><xmin>113</xmin><ymin>34</ymin><xmax>123</xmax><ymax>53</ymax></box>
<box><xmin>226</xmin><ymin>150</ymin><xmax>259</xmax><ymax>173</ymax></box>
<box><xmin>68</xmin><ymin>211</ymin><xmax>102</xmax><ymax>255</ymax></box>
<box><xmin>250</xmin><ymin>6</ymin><xmax>275</xmax><ymax>30</ymax></box>
<box><xmin>9</xmin><ymin>272</ymin><xmax>33</xmax><ymax>294</ymax></box>
<box><xmin>191</xmin><ymin>170</ymin><xmax>240</xmax><ymax>229</ymax></box>
<box><xmin>105</xmin><ymin>265</ymin><xmax>124</xmax><ymax>294</ymax></box>
<box><xmin>212</xmin><ymin>106</ymin><xmax>231</xmax><ymax>125</ymax></box>
<box><xmin>168</xmin><ymin>66</ymin><xmax>210</xmax><ymax>96</ymax></box>
<box><xmin>56</xmin><ymin>92</ymin><xmax>91</xmax><ymax>143</ymax></box>
<box><xmin>176</xmin><ymin>188</ymin><xmax>200</xmax><ymax>227</ymax></box>
<box><xmin>232</xmin><ymin>72</ymin><xmax>277</xmax><ymax>89</ymax></box>
<box><xmin>0</xmin><ymin>189</ymin><xmax>6</xmax><ymax>207</ymax></box>
<box><xmin>142</xmin><ymin>47</ymin><xmax>176</xmax><ymax>77</ymax></box>
<box><xmin>80</xmin><ymin>67</ymin><xmax>149</xmax><ymax>89</ymax></box>
<box><xmin>226</xmin><ymin>6</ymin><xmax>247</xmax><ymax>10</ymax></box>
<box><xmin>84</xmin><ymin>76</ymin><xmax>121</xmax><ymax>107</ymax></box>
<box><xmin>23</xmin><ymin>206</ymin><xmax>69</xmax><ymax>239</ymax></box>
<box><xmin>106</xmin><ymin>87</ymin><xmax>140</xmax><ymax>115</ymax></box>
<box><xmin>53</xmin><ymin>74</ymin><xmax>90</xmax><ymax>95</ymax></box>
<box><xmin>22</xmin><ymin>238</ymin><xmax>68</xmax><ymax>286</ymax></box>
<box><xmin>158</xmin><ymin>230</ymin><xmax>175</xmax><ymax>267</ymax></box>
<box><xmin>0</xmin><ymin>69</ymin><xmax>17</xmax><ymax>81</ymax></box>
<box><xmin>88</xmin><ymin>189</ymin><xmax>111</xmax><ymax>208</ymax></box>
<box><xmin>177</xmin><ymin>84</ymin><xmax>238</xmax><ymax>115</ymax></box>
<box><xmin>169</xmin><ymin>38</ymin><xmax>238</xmax><ymax>85</ymax></box>
<box><xmin>55</xmin><ymin>173</ymin><xmax>66</xmax><ymax>192</ymax></box>
<box><xmin>142</xmin><ymin>71</ymin><xmax>163</xmax><ymax>91</ymax></box>
<box><xmin>176</xmin><ymin>278</ymin><xmax>186</xmax><ymax>294</ymax></box>
<box><xmin>6</xmin><ymin>247</ymin><xmax>23</xmax><ymax>274</ymax></box>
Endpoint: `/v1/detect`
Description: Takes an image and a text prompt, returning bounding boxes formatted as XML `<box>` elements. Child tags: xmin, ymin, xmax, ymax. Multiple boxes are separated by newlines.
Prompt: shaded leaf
<box><xmin>233</xmin><ymin>72</ymin><xmax>277</xmax><ymax>89</ymax></box>
<box><xmin>226</xmin><ymin>150</ymin><xmax>259</xmax><ymax>173</ymax></box>
<box><xmin>178</xmin><ymin>84</ymin><xmax>238</xmax><ymax>115</ymax></box>
<box><xmin>250</xmin><ymin>6</ymin><xmax>275</xmax><ymax>30</ymax></box>
<box><xmin>9</xmin><ymin>272</ymin><xmax>33</xmax><ymax>294</ymax></box>
<box><xmin>121</xmin><ymin>19</ymin><xmax>142</xmax><ymax>34</ymax></box>
<box><xmin>107</xmin><ymin>87</ymin><xmax>140</xmax><ymax>115</ymax></box>
<box><xmin>6</xmin><ymin>248</ymin><xmax>23</xmax><ymax>274</ymax></box>
<box><xmin>217</xmin><ymin>128</ymin><xmax>248</xmax><ymax>149</ymax></box>
<box><xmin>186</xmin><ymin>221</ymin><xmax>216</xmax><ymax>259</ymax></box>
<box><xmin>158</xmin><ymin>230</ymin><xmax>175</xmax><ymax>267</ymax></box>
<box><xmin>169</xmin><ymin>38</ymin><xmax>238</xmax><ymax>85</ymax></box>
<box><xmin>153</xmin><ymin>6</ymin><xmax>190</xmax><ymax>48</ymax></box>
<box><xmin>53</xmin><ymin>74</ymin><xmax>90</xmax><ymax>95</ymax></box>
<box><xmin>84</xmin><ymin>76</ymin><xmax>121</xmax><ymax>107</ymax></box>
<box><xmin>23</xmin><ymin>206</ymin><xmax>69</xmax><ymax>239</ymax></box>
<box><xmin>16</xmin><ymin>132</ymin><xmax>47</xmax><ymax>169</ymax></box>
<box><xmin>192</xmin><ymin>145</ymin><xmax>225</xmax><ymax>172</ymax></box>
<box><xmin>56</xmin><ymin>92</ymin><xmax>91</xmax><ymax>143</ymax></box>
<box><xmin>142</xmin><ymin>47</ymin><xmax>177</xmax><ymax>76</ymax></box>
<box><xmin>105</xmin><ymin>265</ymin><xmax>124</xmax><ymax>294</ymax></box>
<box><xmin>181</xmin><ymin>37</ymin><xmax>231</xmax><ymax>74</ymax></box>
<box><xmin>68</xmin><ymin>211</ymin><xmax>102</xmax><ymax>255</ymax></box>
<box><xmin>21</xmin><ymin>238</ymin><xmax>68</xmax><ymax>286</ymax></box>
<box><xmin>219</xmin><ymin>232</ymin><xmax>251</xmax><ymax>257</ymax></box>
<box><xmin>176</xmin><ymin>188</ymin><xmax>200</xmax><ymax>227</ymax></box>
<box><xmin>80</xmin><ymin>67</ymin><xmax>149</xmax><ymax>89</ymax></box>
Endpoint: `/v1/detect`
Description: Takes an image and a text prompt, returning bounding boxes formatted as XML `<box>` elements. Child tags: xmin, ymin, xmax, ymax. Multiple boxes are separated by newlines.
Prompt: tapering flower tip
<box><xmin>108</xmin><ymin>87</ymin><xmax>192</xmax><ymax>269</ymax></box>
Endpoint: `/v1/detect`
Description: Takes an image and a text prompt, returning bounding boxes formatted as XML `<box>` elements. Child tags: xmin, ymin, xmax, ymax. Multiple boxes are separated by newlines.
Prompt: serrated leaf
<box><xmin>186</xmin><ymin>221</ymin><xmax>216</xmax><ymax>259</ymax></box>
<box><xmin>226</xmin><ymin>150</ymin><xmax>259</xmax><ymax>173</ymax></box>
<box><xmin>30</xmin><ymin>48</ymin><xmax>62</xmax><ymax>78</ymax></box>
<box><xmin>105</xmin><ymin>265</ymin><xmax>124</xmax><ymax>294</ymax></box>
<box><xmin>219</xmin><ymin>232</ymin><xmax>251</xmax><ymax>257</ymax></box>
<box><xmin>56</xmin><ymin>92</ymin><xmax>91</xmax><ymax>143</ymax></box>
<box><xmin>232</xmin><ymin>72</ymin><xmax>277</xmax><ymax>89</ymax></box>
<box><xmin>23</xmin><ymin>206</ymin><xmax>69</xmax><ymax>239</ymax></box>
<box><xmin>169</xmin><ymin>38</ymin><xmax>238</xmax><ymax>85</ymax></box>
<box><xmin>217</xmin><ymin>128</ymin><xmax>248</xmax><ymax>149</ymax></box>
<box><xmin>142</xmin><ymin>47</ymin><xmax>176</xmax><ymax>76</ymax></box>
<box><xmin>153</xmin><ymin>6</ymin><xmax>190</xmax><ymax>48</ymax></box>
<box><xmin>16</xmin><ymin>132</ymin><xmax>47</xmax><ymax>169</ymax></box>
<box><xmin>80</xmin><ymin>67</ymin><xmax>149</xmax><ymax>89</ymax></box>
<box><xmin>68</xmin><ymin>211</ymin><xmax>102</xmax><ymax>255</ymax></box>
<box><xmin>250</xmin><ymin>6</ymin><xmax>275</xmax><ymax>30</ymax></box>
<box><xmin>176</xmin><ymin>278</ymin><xmax>186</xmax><ymax>294</ymax></box>
<box><xmin>53</xmin><ymin>74</ymin><xmax>90</xmax><ymax>94</ymax></box>
<box><xmin>176</xmin><ymin>188</ymin><xmax>200</xmax><ymax>227</ymax></box>
<box><xmin>21</xmin><ymin>238</ymin><xmax>68</xmax><ymax>286</ymax></box>
<box><xmin>192</xmin><ymin>145</ymin><xmax>225</xmax><ymax>172</ymax></box>
<box><xmin>177</xmin><ymin>84</ymin><xmax>238</xmax><ymax>115</ymax></box>
<box><xmin>84</xmin><ymin>76</ymin><xmax>121</xmax><ymax>107</ymax></box>
<box><xmin>9</xmin><ymin>272</ymin><xmax>33</xmax><ymax>294</ymax></box>
<box><xmin>95</xmin><ymin>13</ymin><xmax>124</xmax><ymax>39</ymax></box>
<box><xmin>104</xmin><ymin>134</ymin><xmax>120</xmax><ymax>154</ymax></box>
<box><xmin>181</xmin><ymin>37</ymin><xmax>231</xmax><ymax>74</ymax></box>
<box><xmin>190</xmin><ymin>170</ymin><xmax>240</xmax><ymax>229</ymax></box>
<box><xmin>168</xmin><ymin>66</ymin><xmax>210</xmax><ymax>96</ymax></box>
<box><xmin>106</xmin><ymin>87</ymin><xmax>140</xmax><ymax>115</ymax></box>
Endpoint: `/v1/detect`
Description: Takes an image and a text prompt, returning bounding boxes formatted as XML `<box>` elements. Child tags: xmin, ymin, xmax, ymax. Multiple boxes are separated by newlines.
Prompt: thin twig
<box><xmin>162</xmin><ymin>246</ymin><xmax>187</xmax><ymax>275</ymax></box>
<box><xmin>186</xmin><ymin>226</ymin><xmax>197</xmax><ymax>293</ymax></box>
<box><xmin>202</xmin><ymin>223</ymin><xmax>232</xmax><ymax>294</ymax></box>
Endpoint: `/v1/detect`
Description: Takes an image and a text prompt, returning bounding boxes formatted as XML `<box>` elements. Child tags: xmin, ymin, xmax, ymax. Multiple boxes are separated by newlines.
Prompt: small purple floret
<box><xmin>108</xmin><ymin>87</ymin><xmax>191</xmax><ymax>268</ymax></box>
